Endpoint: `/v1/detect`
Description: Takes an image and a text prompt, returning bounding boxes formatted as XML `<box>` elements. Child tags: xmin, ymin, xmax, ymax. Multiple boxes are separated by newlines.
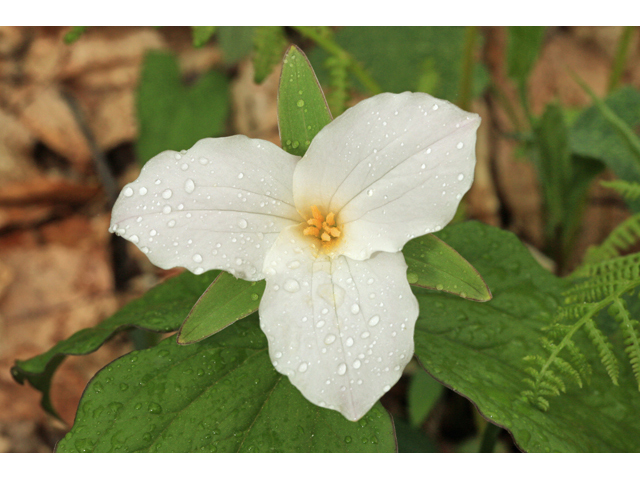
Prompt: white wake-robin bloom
<box><xmin>110</xmin><ymin>92</ymin><xmax>480</xmax><ymax>421</ymax></box>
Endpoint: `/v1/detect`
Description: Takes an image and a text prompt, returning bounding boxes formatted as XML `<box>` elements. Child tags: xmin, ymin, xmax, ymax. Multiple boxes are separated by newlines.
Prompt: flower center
<box><xmin>303</xmin><ymin>205</ymin><xmax>341</xmax><ymax>245</ymax></box>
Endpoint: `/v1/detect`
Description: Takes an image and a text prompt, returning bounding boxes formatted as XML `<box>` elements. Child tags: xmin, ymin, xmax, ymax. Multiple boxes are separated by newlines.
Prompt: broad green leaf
<box><xmin>253</xmin><ymin>26</ymin><xmax>287</xmax><ymax>84</ymax></box>
<box><xmin>277</xmin><ymin>45</ymin><xmax>333</xmax><ymax>157</ymax></box>
<box><xmin>404</xmin><ymin>234</ymin><xmax>491</xmax><ymax>302</ymax></box>
<box><xmin>191</xmin><ymin>26</ymin><xmax>217</xmax><ymax>48</ymax></box>
<box><xmin>309</xmin><ymin>27</ymin><xmax>489</xmax><ymax>103</ymax></box>
<box><xmin>11</xmin><ymin>270</ymin><xmax>218</xmax><ymax>419</ymax></box>
<box><xmin>177</xmin><ymin>272</ymin><xmax>265</xmax><ymax>344</ymax></box>
<box><xmin>507</xmin><ymin>27</ymin><xmax>546</xmax><ymax>85</ymax></box>
<box><xmin>136</xmin><ymin>51</ymin><xmax>229</xmax><ymax>165</ymax></box>
<box><xmin>408</xmin><ymin>368</ymin><xmax>444</xmax><ymax>428</ymax></box>
<box><xmin>393</xmin><ymin>417</ymin><xmax>438</xmax><ymax>453</ymax></box>
<box><xmin>415</xmin><ymin>221</ymin><xmax>640</xmax><ymax>452</ymax></box>
<box><xmin>57</xmin><ymin>317</ymin><xmax>396</xmax><ymax>453</ymax></box>
<box><xmin>570</xmin><ymin>86</ymin><xmax>640</xmax><ymax>210</ymax></box>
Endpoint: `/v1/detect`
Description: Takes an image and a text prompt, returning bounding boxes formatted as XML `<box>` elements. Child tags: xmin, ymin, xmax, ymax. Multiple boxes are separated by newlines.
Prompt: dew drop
<box><xmin>162</xmin><ymin>189</ymin><xmax>173</xmax><ymax>199</ymax></box>
<box><xmin>298</xmin><ymin>362</ymin><xmax>308</xmax><ymax>373</ymax></box>
<box><xmin>150</xmin><ymin>229</ymin><xmax>157</xmax><ymax>237</ymax></box>
<box><xmin>162</xmin><ymin>205</ymin><xmax>172</xmax><ymax>214</ymax></box>
<box><xmin>458</xmin><ymin>173</ymin><xmax>465</xmax><ymax>181</ymax></box>
<box><xmin>456</xmin><ymin>142</ymin><xmax>464</xmax><ymax>149</ymax></box>
<box><xmin>324</xmin><ymin>334</ymin><xmax>336</xmax><ymax>345</ymax></box>
<box><xmin>337</xmin><ymin>363</ymin><xmax>347</xmax><ymax>375</ymax></box>
<box><xmin>237</xmin><ymin>173</ymin><xmax>244</xmax><ymax>179</ymax></box>
<box><xmin>353</xmin><ymin>360</ymin><xmax>361</xmax><ymax>369</ymax></box>
<box><xmin>288</xmin><ymin>260</ymin><xmax>300</xmax><ymax>269</ymax></box>
<box><xmin>351</xmin><ymin>304</ymin><xmax>360</xmax><ymax>314</ymax></box>
<box><xmin>284</xmin><ymin>279</ymin><xmax>300</xmax><ymax>293</ymax></box>
<box><xmin>194</xmin><ymin>267</ymin><xmax>204</xmax><ymax>274</ymax></box>
<box><xmin>432</xmin><ymin>104</ymin><xmax>439</xmax><ymax>111</ymax></box>
<box><xmin>184</xmin><ymin>179</ymin><xmax>195</xmax><ymax>193</ymax></box>
<box><xmin>123</xmin><ymin>187</ymin><xmax>133</xmax><ymax>197</ymax></box>
<box><xmin>193</xmin><ymin>254</ymin><xmax>203</xmax><ymax>263</ymax></box>
<box><xmin>168</xmin><ymin>220</ymin><xmax>176</xmax><ymax>227</ymax></box>
<box><xmin>368</xmin><ymin>315</ymin><xmax>380</xmax><ymax>326</ymax></box>
<box><xmin>297</xmin><ymin>100</ymin><xmax>305</xmax><ymax>107</ymax></box>
<box><xmin>129</xmin><ymin>234</ymin><xmax>139</xmax><ymax>244</ymax></box>
<box><xmin>235</xmin><ymin>258</ymin><xmax>243</xmax><ymax>266</ymax></box>
<box><xmin>199</xmin><ymin>157</ymin><xmax>209</xmax><ymax>165</ymax></box>
<box><xmin>367</xmin><ymin>189</ymin><xmax>373</xmax><ymax>196</ymax></box>
<box><xmin>345</xmin><ymin>337</ymin><xmax>354</xmax><ymax>347</ymax></box>
<box><xmin>238</xmin><ymin>219</ymin><xmax>248</xmax><ymax>229</ymax></box>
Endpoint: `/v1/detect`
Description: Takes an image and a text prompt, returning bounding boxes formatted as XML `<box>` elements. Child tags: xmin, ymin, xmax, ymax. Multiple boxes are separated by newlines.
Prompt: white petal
<box><xmin>259</xmin><ymin>225</ymin><xmax>418</xmax><ymax>421</ymax></box>
<box><xmin>110</xmin><ymin>136</ymin><xmax>302</xmax><ymax>280</ymax></box>
<box><xmin>293</xmin><ymin>92</ymin><xmax>480</xmax><ymax>260</ymax></box>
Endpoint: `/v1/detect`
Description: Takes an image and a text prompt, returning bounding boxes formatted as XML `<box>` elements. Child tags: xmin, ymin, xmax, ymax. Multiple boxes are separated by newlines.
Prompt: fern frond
<box><xmin>252</xmin><ymin>26</ymin><xmax>287</xmax><ymax>84</ymax></box>
<box><xmin>601</xmin><ymin>179</ymin><xmax>640</xmax><ymax>201</ymax></box>
<box><xmin>609</xmin><ymin>297</ymin><xmax>640</xmax><ymax>389</ymax></box>
<box><xmin>584</xmin><ymin>317</ymin><xmax>619</xmax><ymax>384</ymax></box>
<box><xmin>584</xmin><ymin>213</ymin><xmax>640</xmax><ymax>264</ymax></box>
<box><xmin>575</xmin><ymin>252</ymin><xmax>640</xmax><ymax>280</ymax></box>
<box><xmin>563</xmin><ymin>277</ymin><xmax>631</xmax><ymax>303</ymax></box>
<box><xmin>324</xmin><ymin>54</ymin><xmax>350</xmax><ymax>116</ymax></box>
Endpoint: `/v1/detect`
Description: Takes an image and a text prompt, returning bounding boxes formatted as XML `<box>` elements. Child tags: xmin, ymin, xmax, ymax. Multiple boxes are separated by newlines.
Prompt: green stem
<box><xmin>293</xmin><ymin>26</ymin><xmax>383</xmax><ymax>95</ymax></box>
<box><xmin>479</xmin><ymin>422</ymin><xmax>501</xmax><ymax>453</ymax></box>
<box><xmin>608</xmin><ymin>26</ymin><xmax>635</xmax><ymax>94</ymax></box>
<box><xmin>458</xmin><ymin>26</ymin><xmax>478</xmax><ymax>111</ymax></box>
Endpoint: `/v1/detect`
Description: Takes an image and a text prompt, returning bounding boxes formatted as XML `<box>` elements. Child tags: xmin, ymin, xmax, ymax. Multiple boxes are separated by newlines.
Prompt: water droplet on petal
<box><xmin>367</xmin><ymin>189</ymin><xmax>373</xmax><ymax>196</ymax></box>
<box><xmin>351</xmin><ymin>304</ymin><xmax>360</xmax><ymax>314</ymax></box>
<box><xmin>185</xmin><ymin>179</ymin><xmax>195</xmax><ymax>193</ymax></box>
<box><xmin>368</xmin><ymin>315</ymin><xmax>380</xmax><ymax>326</ymax></box>
<box><xmin>298</xmin><ymin>362</ymin><xmax>308</xmax><ymax>373</ymax></box>
<box><xmin>324</xmin><ymin>334</ymin><xmax>336</xmax><ymax>345</ymax></box>
<box><xmin>193</xmin><ymin>254</ymin><xmax>203</xmax><ymax>263</ymax></box>
<box><xmin>458</xmin><ymin>173</ymin><xmax>465</xmax><ymax>181</ymax></box>
<box><xmin>456</xmin><ymin>142</ymin><xmax>464</xmax><ymax>149</ymax></box>
<box><xmin>337</xmin><ymin>363</ymin><xmax>347</xmax><ymax>375</ymax></box>
<box><xmin>237</xmin><ymin>173</ymin><xmax>244</xmax><ymax>179</ymax></box>
<box><xmin>353</xmin><ymin>360</ymin><xmax>361</xmax><ymax>369</ymax></box>
<box><xmin>238</xmin><ymin>219</ymin><xmax>248</xmax><ymax>229</ymax></box>
<box><xmin>288</xmin><ymin>260</ymin><xmax>300</xmax><ymax>269</ymax></box>
<box><xmin>345</xmin><ymin>337</ymin><xmax>354</xmax><ymax>347</ymax></box>
<box><xmin>129</xmin><ymin>235</ymin><xmax>139</xmax><ymax>244</ymax></box>
<box><xmin>123</xmin><ymin>187</ymin><xmax>133</xmax><ymax>197</ymax></box>
<box><xmin>284</xmin><ymin>279</ymin><xmax>300</xmax><ymax>293</ymax></box>
<box><xmin>162</xmin><ymin>189</ymin><xmax>173</xmax><ymax>199</ymax></box>
<box><xmin>162</xmin><ymin>205</ymin><xmax>172</xmax><ymax>214</ymax></box>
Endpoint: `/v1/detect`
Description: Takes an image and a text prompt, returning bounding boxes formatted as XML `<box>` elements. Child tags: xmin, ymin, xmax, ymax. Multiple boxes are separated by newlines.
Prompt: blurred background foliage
<box><xmin>2</xmin><ymin>26</ymin><xmax>640</xmax><ymax>452</ymax></box>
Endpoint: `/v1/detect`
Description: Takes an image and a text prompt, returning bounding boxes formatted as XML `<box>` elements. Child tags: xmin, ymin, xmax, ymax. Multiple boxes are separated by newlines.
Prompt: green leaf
<box><xmin>253</xmin><ymin>26</ymin><xmax>287</xmax><ymax>84</ymax></box>
<box><xmin>136</xmin><ymin>51</ymin><xmax>230</xmax><ymax>165</ymax></box>
<box><xmin>191</xmin><ymin>26</ymin><xmax>217</xmax><ymax>48</ymax></box>
<box><xmin>177</xmin><ymin>273</ymin><xmax>265</xmax><ymax>344</ymax></box>
<box><xmin>64</xmin><ymin>26</ymin><xmax>89</xmax><ymax>44</ymax></box>
<box><xmin>507</xmin><ymin>27</ymin><xmax>546</xmax><ymax>85</ymax></box>
<box><xmin>218</xmin><ymin>26</ymin><xmax>255</xmax><ymax>65</ymax></box>
<box><xmin>570</xmin><ymin>86</ymin><xmax>640</xmax><ymax>210</ymax></box>
<box><xmin>414</xmin><ymin>221</ymin><xmax>640</xmax><ymax>452</ymax></box>
<box><xmin>11</xmin><ymin>270</ymin><xmax>218</xmax><ymax>419</ymax></box>
<box><xmin>277</xmin><ymin>45</ymin><xmax>333</xmax><ymax>157</ymax></box>
<box><xmin>309</xmin><ymin>27</ymin><xmax>489</xmax><ymax>103</ymax></box>
<box><xmin>56</xmin><ymin>317</ymin><xmax>396</xmax><ymax>452</ymax></box>
<box><xmin>408</xmin><ymin>368</ymin><xmax>444</xmax><ymax>428</ymax></box>
<box><xmin>403</xmin><ymin>234</ymin><xmax>491</xmax><ymax>302</ymax></box>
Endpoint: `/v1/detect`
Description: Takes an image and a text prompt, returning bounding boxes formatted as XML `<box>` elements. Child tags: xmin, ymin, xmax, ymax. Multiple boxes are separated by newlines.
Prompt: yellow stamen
<box><xmin>311</xmin><ymin>205</ymin><xmax>324</xmax><ymax>222</ymax></box>
<box><xmin>327</xmin><ymin>227</ymin><xmax>341</xmax><ymax>238</ymax></box>
<box><xmin>303</xmin><ymin>226</ymin><xmax>320</xmax><ymax>237</ymax></box>
<box><xmin>325</xmin><ymin>212</ymin><xmax>335</xmax><ymax>226</ymax></box>
<box><xmin>307</xmin><ymin>218</ymin><xmax>323</xmax><ymax>229</ymax></box>
<box><xmin>302</xmin><ymin>205</ymin><xmax>343</xmax><ymax>247</ymax></box>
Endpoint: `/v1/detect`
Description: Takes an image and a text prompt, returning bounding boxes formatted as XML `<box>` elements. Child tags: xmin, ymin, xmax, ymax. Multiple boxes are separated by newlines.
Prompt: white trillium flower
<box><xmin>110</xmin><ymin>92</ymin><xmax>480</xmax><ymax>421</ymax></box>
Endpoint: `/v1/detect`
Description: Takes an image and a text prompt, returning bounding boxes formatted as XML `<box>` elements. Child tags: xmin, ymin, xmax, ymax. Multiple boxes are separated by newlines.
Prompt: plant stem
<box><xmin>293</xmin><ymin>26</ymin><xmax>383</xmax><ymax>95</ymax></box>
<box><xmin>479</xmin><ymin>421</ymin><xmax>501</xmax><ymax>453</ymax></box>
<box><xmin>458</xmin><ymin>26</ymin><xmax>478</xmax><ymax>111</ymax></box>
<box><xmin>608</xmin><ymin>26</ymin><xmax>635</xmax><ymax>94</ymax></box>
